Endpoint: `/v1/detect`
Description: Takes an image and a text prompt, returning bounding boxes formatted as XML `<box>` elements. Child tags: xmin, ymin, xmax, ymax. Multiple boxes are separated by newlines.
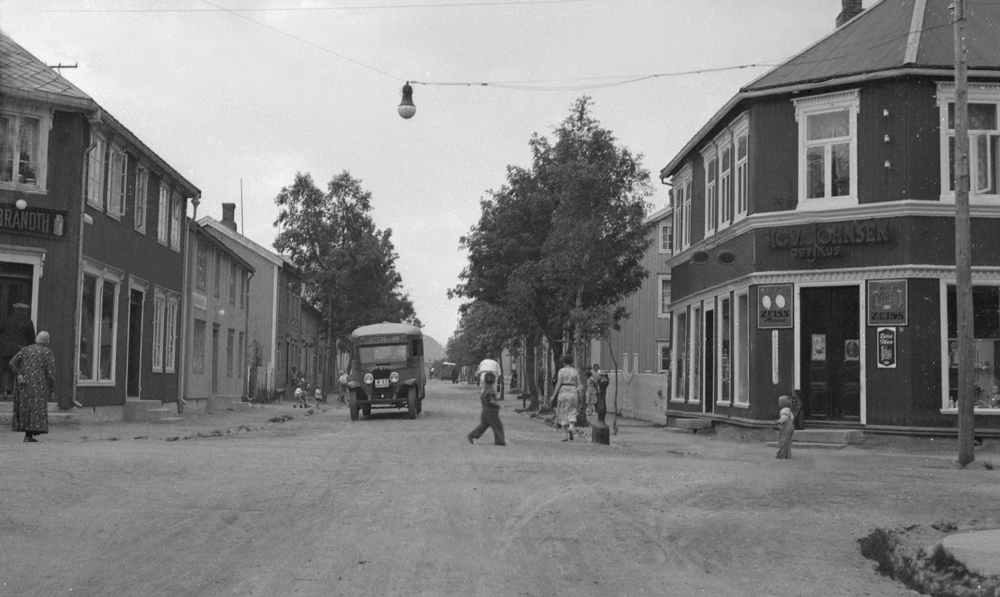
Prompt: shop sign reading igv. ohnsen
<box><xmin>763</xmin><ymin>220</ymin><xmax>891</xmax><ymax>261</ymax></box>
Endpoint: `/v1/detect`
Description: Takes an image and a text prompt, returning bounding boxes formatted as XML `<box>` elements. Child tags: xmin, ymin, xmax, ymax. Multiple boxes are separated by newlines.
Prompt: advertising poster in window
<box><xmin>758</xmin><ymin>284</ymin><xmax>793</xmax><ymax>329</ymax></box>
<box><xmin>867</xmin><ymin>280</ymin><xmax>907</xmax><ymax>326</ymax></box>
<box><xmin>811</xmin><ymin>334</ymin><xmax>826</xmax><ymax>361</ymax></box>
<box><xmin>844</xmin><ymin>339</ymin><xmax>860</xmax><ymax>362</ymax></box>
<box><xmin>877</xmin><ymin>327</ymin><xmax>897</xmax><ymax>369</ymax></box>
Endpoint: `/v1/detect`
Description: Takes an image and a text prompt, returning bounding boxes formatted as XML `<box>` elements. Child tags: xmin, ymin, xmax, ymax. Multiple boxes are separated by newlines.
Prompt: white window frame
<box><xmin>718</xmin><ymin>140</ymin><xmax>733</xmax><ymax>230</ymax></box>
<box><xmin>77</xmin><ymin>262</ymin><xmax>122</xmax><ymax>386</ymax></box>
<box><xmin>716</xmin><ymin>295</ymin><xmax>732</xmax><ymax>406</ymax></box>
<box><xmin>152</xmin><ymin>291</ymin><xmax>165</xmax><ymax>372</ymax></box>
<box><xmin>658</xmin><ymin>220</ymin><xmax>673</xmax><ymax>254</ymax></box>
<box><xmin>86</xmin><ymin>135</ymin><xmax>107</xmax><ymax>210</ymax></box>
<box><xmin>193</xmin><ymin>320</ymin><xmax>206</xmax><ymax>374</ymax></box>
<box><xmin>937</xmin><ymin>83</ymin><xmax>1000</xmax><ymax>203</ymax></box>
<box><xmin>107</xmin><ymin>146</ymin><xmax>127</xmax><ymax>219</ymax></box>
<box><xmin>658</xmin><ymin>274</ymin><xmax>671</xmax><ymax>318</ymax></box>
<box><xmin>672</xmin><ymin>166</ymin><xmax>693</xmax><ymax>252</ymax></box>
<box><xmin>157</xmin><ymin>183</ymin><xmax>170</xmax><ymax>245</ymax></box>
<box><xmin>794</xmin><ymin>89</ymin><xmax>859</xmax><ymax>210</ymax></box>
<box><xmin>134</xmin><ymin>166</ymin><xmax>148</xmax><ymax>233</ymax></box>
<box><xmin>0</xmin><ymin>106</ymin><xmax>51</xmax><ymax>194</ymax></box>
<box><xmin>733</xmin><ymin>290</ymin><xmax>750</xmax><ymax>407</ymax></box>
<box><xmin>165</xmin><ymin>295</ymin><xmax>178</xmax><ymax>373</ymax></box>
<box><xmin>170</xmin><ymin>193</ymin><xmax>182</xmax><ymax>251</ymax></box>
<box><xmin>671</xmin><ymin>308</ymin><xmax>688</xmax><ymax>403</ymax></box>
<box><xmin>702</xmin><ymin>143</ymin><xmax>718</xmax><ymax>237</ymax></box>
<box><xmin>733</xmin><ymin>115</ymin><xmax>750</xmax><ymax>221</ymax></box>
<box><xmin>656</xmin><ymin>341</ymin><xmax>671</xmax><ymax>374</ymax></box>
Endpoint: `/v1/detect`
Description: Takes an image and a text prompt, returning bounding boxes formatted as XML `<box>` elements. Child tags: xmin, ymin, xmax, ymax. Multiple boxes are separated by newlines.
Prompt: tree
<box><xmin>273</xmin><ymin>171</ymin><xmax>418</xmax><ymax>372</ymax></box>
<box><xmin>452</xmin><ymin>97</ymin><xmax>654</xmax><ymax>410</ymax></box>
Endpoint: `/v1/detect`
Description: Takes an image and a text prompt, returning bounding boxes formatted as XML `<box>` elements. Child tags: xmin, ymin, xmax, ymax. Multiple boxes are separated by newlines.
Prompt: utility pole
<box><xmin>953</xmin><ymin>0</ymin><xmax>975</xmax><ymax>466</ymax></box>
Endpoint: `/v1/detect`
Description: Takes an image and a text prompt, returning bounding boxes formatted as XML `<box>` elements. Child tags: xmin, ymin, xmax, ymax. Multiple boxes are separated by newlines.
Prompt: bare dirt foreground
<box><xmin>1</xmin><ymin>381</ymin><xmax>998</xmax><ymax>597</ymax></box>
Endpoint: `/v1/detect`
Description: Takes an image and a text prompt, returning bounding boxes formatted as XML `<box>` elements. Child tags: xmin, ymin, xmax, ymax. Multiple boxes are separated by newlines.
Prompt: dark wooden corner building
<box><xmin>1</xmin><ymin>34</ymin><xmax>199</xmax><ymax>413</ymax></box>
<box><xmin>660</xmin><ymin>0</ymin><xmax>1000</xmax><ymax>434</ymax></box>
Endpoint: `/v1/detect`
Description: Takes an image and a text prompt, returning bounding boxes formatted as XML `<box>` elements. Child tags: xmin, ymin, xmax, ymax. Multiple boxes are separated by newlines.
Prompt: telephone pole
<box><xmin>953</xmin><ymin>0</ymin><xmax>975</xmax><ymax>466</ymax></box>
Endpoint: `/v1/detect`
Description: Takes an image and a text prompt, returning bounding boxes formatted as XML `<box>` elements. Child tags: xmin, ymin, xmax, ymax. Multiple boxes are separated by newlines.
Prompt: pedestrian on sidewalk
<box><xmin>9</xmin><ymin>331</ymin><xmax>55</xmax><ymax>443</ymax></box>
<box><xmin>775</xmin><ymin>395</ymin><xmax>794</xmax><ymax>459</ymax></box>
<box><xmin>467</xmin><ymin>372</ymin><xmax>505</xmax><ymax>446</ymax></box>
<box><xmin>550</xmin><ymin>353</ymin><xmax>580</xmax><ymax>442</ymax></box>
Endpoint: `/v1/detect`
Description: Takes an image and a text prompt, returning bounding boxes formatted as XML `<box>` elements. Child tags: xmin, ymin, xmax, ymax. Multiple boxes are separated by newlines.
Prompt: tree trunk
<box><xmin>524</xmin><ymin>336</ymin><xmax>539</xmax><ymax>410</ymax></box>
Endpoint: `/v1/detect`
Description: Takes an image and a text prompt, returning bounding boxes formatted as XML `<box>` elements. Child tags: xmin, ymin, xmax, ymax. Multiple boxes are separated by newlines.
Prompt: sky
<box><xmin>2</xmin><ymin>0</ymin><xmax>849</xmax><ymax>346</ymax></box>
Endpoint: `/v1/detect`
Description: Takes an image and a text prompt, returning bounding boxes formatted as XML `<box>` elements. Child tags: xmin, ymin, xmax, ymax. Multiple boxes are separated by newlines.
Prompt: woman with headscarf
<box><xmin>10</xmin><ymin>331</ymin><xmax>55</xmax><ymax>443</ymax></box>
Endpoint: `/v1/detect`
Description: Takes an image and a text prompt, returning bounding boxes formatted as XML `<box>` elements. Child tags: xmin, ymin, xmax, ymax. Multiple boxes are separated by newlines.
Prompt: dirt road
<box><xmin>1</xmin><ymin>380</ymin><xmax>997</xmax><ymax>596</ymax></box>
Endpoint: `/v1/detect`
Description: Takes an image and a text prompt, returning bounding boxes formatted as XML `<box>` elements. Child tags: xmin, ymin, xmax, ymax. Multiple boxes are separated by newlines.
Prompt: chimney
<box><xmin>836</xmin><ymin>0</ymin><xmax>863</xmax><ymax>27</ymax></box>
<box><xmin>221</xmin><ymin>203</ymin><xmax>237</xmax><ymax>232</ymax></box>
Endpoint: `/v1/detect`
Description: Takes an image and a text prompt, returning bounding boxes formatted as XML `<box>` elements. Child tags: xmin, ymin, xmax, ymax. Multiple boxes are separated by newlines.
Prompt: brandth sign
<box><xmin>762</xmin><ymin>221</ymin><xmax>890</xmax><ymax>261</ymax></box>
<box><xmin>0</xmin><ymin>203</ymin><xmax>67</xmax><ymax>239</ymax></box>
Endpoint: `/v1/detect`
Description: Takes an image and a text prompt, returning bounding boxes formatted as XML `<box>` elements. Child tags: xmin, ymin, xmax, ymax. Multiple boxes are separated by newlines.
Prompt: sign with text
<box><xmin>877</xmin><ymin>327</ymin><xmax>897</xmax><ymax>369</ymax></box>
<box><xmin>867</xmin><ymin>280</ymin><xmax>907</xmax><ymax>326</ymax></box>
<box><xmin>758</xmin><ymin>284</ymin><xmax>793</xmax><ymax>329</ymax></box>
<box><xmin>762</xmin><ymin>220</ymin><xmax>891</xmax><ymax>262</ymax></box>
<box><xmin>0</xmin><ymin>203</ymin><xmax>67</xmax><ymax>239</ymax></box>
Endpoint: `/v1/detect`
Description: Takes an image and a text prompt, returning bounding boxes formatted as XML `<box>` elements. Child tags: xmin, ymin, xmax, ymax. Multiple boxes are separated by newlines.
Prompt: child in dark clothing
<box><xmin>467</xmin><ymin>372</ymin><xmax>505</xmax><ymax>446</ymax></box>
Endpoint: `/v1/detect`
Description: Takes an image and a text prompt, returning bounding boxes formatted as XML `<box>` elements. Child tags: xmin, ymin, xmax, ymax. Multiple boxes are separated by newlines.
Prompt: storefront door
<box><xmin>0</xmin><ymin>262</ymin><xmax>34</xmax><ymax>398</ymax></box>
<box><xmin>800</xmin><ymin>286</ymin><xmax>861</xmax><ymax>421</ymax></box>
<box><xmin>126</xmin><ymin>289</ymin><xmax>144</xmax><ymax>398</ymax></box>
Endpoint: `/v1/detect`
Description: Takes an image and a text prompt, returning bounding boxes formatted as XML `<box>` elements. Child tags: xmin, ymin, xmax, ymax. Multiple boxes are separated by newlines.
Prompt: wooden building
<box><xmin>182</xmin><ymin>221</ymin><xmax>255</xmax><ymax>410</ymax></box>
<box><xmin>657</xmin><ymin>0</ymin><xmax>1000</xmax><ymax>433</ymax></box>
<box><xmin>1</xmin><ymin>33</ymin><xmax>198</xmax><ymax>416</ymax></box>
<box><xmin>198</xmin><ymin>206</ymin><xmax>282</xmax><ymax>400</ymax></box>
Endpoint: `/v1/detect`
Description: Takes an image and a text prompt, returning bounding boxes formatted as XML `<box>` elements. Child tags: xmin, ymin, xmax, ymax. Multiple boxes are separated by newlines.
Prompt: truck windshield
<box><xmin>358</xmin><ymin>343</ymin><xmax>408</xmax><ymax>364</ymax></box>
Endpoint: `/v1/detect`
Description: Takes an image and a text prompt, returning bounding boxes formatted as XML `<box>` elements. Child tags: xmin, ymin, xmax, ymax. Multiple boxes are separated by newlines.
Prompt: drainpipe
<box><xmin>177</xmin><ymin>194</ymin><xmax>200</xmax><ymax>413</ymax></box>
<box><xmin>244</xmin><ymin>269</ymin><xmax>254</xmax><ymax>400</ymax></box>
<box><xmin>71</xmin><ymin>109</ymin><xmax>103</xmax><ymax>410</ymax></box>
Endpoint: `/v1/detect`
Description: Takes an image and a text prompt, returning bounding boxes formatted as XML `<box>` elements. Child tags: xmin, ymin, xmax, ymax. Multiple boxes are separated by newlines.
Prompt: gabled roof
<box><xmin>198</xmin><ymin>217</ymin><xmax>285</xmax><ymax>268</ymax></box>
<box><xmin>195</xmin><ymin>222</ymin><xmax>257</xmax><ymax>275</ymax></box>
<box><xmin>743</xmin><ymin>0</ymin><xmax>1000</xmax><ymax>93</ymax></box>
<box><xmin>662</xmin><ymin>0</ymin><xmax>1000</xmax><ymax>179</ymax></box>
<box><xmin>0</xmin><ymin>32</ymin><xmax>92</xmax><ymax>108</ymax></box>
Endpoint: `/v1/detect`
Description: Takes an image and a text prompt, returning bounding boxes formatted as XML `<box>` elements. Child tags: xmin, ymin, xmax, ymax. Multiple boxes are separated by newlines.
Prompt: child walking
<box><xmin>467</xmin><ymin>372</ymin><xmax>505</xmax><ymax>446</ymax></box>
<box><xmin>775</xmin><ymin>395</ymin><xmax>794</xmax><ymax>459</ymax></box>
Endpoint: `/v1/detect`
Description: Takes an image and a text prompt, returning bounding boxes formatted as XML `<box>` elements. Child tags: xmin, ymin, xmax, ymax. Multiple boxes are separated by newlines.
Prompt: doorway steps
<box><xmin>0</xmin><ymin>401</ymin><xmax>78</xmax><ymax>426</ymax></box>
<box><xmin>123</xmin><ymin>399</ymin><xmax>185</xmax><ymax>423</ymax></box>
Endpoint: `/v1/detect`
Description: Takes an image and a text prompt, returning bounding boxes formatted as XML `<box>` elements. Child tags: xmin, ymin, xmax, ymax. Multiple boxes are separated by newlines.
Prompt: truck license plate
<box><xmin>375</xmin><ymin>379</ymin><xmax>389</xmax><ymax>388</ymax></box>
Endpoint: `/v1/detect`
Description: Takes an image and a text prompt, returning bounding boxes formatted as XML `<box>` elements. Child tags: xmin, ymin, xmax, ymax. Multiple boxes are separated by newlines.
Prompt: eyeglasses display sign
<box><xmin>758</xmin><ymin>284</ymin><xmax>793</xmax><ymax>329</ymax></box>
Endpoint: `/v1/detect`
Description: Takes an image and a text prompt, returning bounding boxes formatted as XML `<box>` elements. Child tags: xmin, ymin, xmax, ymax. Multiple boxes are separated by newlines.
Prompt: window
<box><xmin>226</xmin><ymin>329</ymin><xmax>235</xmax><ymax>377</ymax></box>
<box><xmin>78</xmin><ymin>266</ymin><xmax>120</xmax><ymax>383</ymax></box>
<box><xmin>214</xmin><ymin>249</ymin><xmax>222</xmax><ymax>298</ymax></box>
<box><xmin>134</xmin><ymin>167</ymin><xmax>148</xmax><ymax>232</ymax></box>
<box><xmin>658</xmin><ymin>275</ymin><xmax>671</xmax><ymax>318</ymax></box>
<box><xmin>938</xmin><ymin>84</ymin><xmax>1000</xmax><ymax>200</ymax></box>
<box><xmin>157</xmin><ymin>183</ymin><xmax>170</xmax><ymax>244</ymax></box>
<box><xmin>734</xmin><ymin>291</ymin><xmax>750</xmax><ymax>406</ymax></box>
<box><xmin>193</xmin><ymin>320</ymin><xmax>206</xmax><ymax>374</ymax></box>
<box><xmin>673</xmin><ymin>310</ymin><xmax>688</xmax><ymax>401</ymax></box>
<box><xmin>704</xmin><ymin>152</ymin><xmax>718</xmax><ymax>236</ymax></box>
<box><xmin>691</xmin><ymin>305</ymin><xmax>703</xmax><ymax>404</ymax></box>
<box><xmin>195</xmin><ymin>240</ymin><xmax>208</xmax><ymax>290</ymax></box>
<box><xmin>672</xmin><ymin>167</ymin><xmax>693</xmax><ymax>252</ymax></box>
<box><xmin>170</xmin><ymin>194</ymin><xmax>182</xmax><ymax>251</ymax></box>
<box><xmin>735</xmin><ymin>128</ymin><xmax>749</xmax><ymax>219</ymax></box>
<box><xmin>165</xmin><ymin>297</ymin><xmax>178</xmax><ymax>372</ymax></box>
<box><xmin>87</xmin><ymin>136</ymin><xmax>107</xmax><ymax>209</ymax></box>
<box><xmin>152</xmin><ymin>292</ymin><xmax>165</xmax><ymax>372</ymax></box>
<box><xmin>107</xmin><ymin>148</ymin><xmax>127</xmax><ymax>218</ymax></box>
<box><xmin>657</xmin><ymin>341</ymin><xmax>671</xmax><ymax>374</ymax></box>
<box><xmin>229</xmin><ymin>261</ymin><xmax>237</xmax><ymax>305</ymax></box>
<box><xmin>238</xmin><ymin>332</ymin><xmax>245</xmax><ymax>380</ymax></box>
<box><xmin>794</xmin><ymin>90</ymin><xmax>859</xmax><ymax>208</ymax></box>
<box><xmin>719</xmin><ymin>296</ymin><xmax>732</xmax><ymax>404</ymax></box>
<box><xmin>0</xmin><ymin>108</ymin><xmax>50</xmax><ymax>192</ymax></box>
<box><xmin>659</xmin><ymin>220</ymin><xmax>673</xmax><ymax>254</ymax></box>
<box><xmin>944</xmin><ymin>284</ymin><xmax>1000</xmax><ymax>411</ymax></box>
<box><xmin>239</xmin><ymin>270</ymin><xmax>246</xmax><ymax>310</ymax></box>
<box><xmin>718</xmin><ymin>144</ymin><xmax>733</xmax><ymax>229</ymax></box>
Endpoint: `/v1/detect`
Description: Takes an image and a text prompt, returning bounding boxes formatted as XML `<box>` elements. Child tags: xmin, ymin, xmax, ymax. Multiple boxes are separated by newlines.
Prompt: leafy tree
<box><xmin>453</xmin><ymin>97</ymin><xmax>653</xmax><ymax>410</ymax></box>
<box><xmin>273</xmin><ymin>171</ymin><xmax>418</xmax><ymax>371</ymax></box>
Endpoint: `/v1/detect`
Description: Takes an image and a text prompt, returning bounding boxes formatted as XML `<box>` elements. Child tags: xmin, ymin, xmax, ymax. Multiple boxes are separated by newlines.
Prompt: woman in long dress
<box><xmin>775</xmin><ymin>395</ymin><xmax>794</xmax><ymax>459</ymax></box>
<box><xmin>550</xmin><ymin>353</ymin><xmax>580</xmax><ymax>441</ymax></box>
<box><xmin>10</xmin><ymin>331</ymin><xmax>55</xmax><ymax>443</ymax></box>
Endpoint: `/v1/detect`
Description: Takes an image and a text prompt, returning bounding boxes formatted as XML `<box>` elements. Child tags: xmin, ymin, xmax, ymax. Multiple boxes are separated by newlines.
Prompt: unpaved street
<box><xmin>1</xmin><ymin>380</ymin><xmax>997</xmax><ymax>597</ymax></box>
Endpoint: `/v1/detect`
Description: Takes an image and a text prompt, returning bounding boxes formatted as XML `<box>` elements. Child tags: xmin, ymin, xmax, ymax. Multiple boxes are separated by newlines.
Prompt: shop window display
<box><xmin>947</xmin><ymin>285</ymin><xmax>1000</xmax><ymax>409</ymax></box>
